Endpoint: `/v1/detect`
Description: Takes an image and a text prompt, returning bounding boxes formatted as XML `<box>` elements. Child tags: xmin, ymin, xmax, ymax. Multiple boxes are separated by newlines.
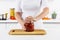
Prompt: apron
<box><xmin>21</xmin><ymin>0</ymin><xmax>43</xmax><ymax>29</ymax></box>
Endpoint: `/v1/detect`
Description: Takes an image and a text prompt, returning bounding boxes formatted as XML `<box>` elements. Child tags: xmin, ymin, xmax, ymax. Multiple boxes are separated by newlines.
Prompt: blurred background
<box><xmin>0</xmin><ymin>0</ymin><xmax>60</xmax><ymax>20</ymax></box>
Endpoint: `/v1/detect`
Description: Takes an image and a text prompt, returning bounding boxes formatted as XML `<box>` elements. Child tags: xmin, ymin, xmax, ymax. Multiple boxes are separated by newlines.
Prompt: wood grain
<box><xmin>9</xmin><ymin>29</ymin><xmax>46</xmax><ymax>35</ymax></box>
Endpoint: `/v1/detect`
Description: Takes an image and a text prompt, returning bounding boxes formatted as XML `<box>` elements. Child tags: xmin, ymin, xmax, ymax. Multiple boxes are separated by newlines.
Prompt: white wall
<box><xmin>48</xmin><ymin>0</ymin><xmax>60</xmax><ymax>19</ymax></box>
<box><xmin>0</xmin><ymin>1</ymin><xmax>16</xmax><ymax>14</ymax></box>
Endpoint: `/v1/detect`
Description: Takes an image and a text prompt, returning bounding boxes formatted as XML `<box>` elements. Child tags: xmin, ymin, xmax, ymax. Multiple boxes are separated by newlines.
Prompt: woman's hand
<box><xmin>24</xmin><ymin>16</ymin><xmax>34</xmax><ymax>23</ymax></box>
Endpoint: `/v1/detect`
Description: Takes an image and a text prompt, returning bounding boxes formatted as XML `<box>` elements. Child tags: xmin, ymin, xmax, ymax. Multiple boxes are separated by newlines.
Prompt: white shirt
<box><xmin>16</xmin><ymin>0</ymin><xmax>48</xmax><ymax>29</ymax></box>
<box><xmin>16</xmin><ymin>0</ymin><xmax>48</xmax><ymax>19</ymax></box>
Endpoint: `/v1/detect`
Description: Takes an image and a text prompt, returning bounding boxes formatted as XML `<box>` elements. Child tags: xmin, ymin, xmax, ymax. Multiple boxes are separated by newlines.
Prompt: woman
<box><xmin>15</xmin><ymin>0</ymin><xmax>49</xmax><ymax>30</ymax></box>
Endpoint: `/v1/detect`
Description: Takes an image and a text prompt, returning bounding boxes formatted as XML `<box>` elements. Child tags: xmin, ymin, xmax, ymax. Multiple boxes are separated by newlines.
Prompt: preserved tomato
<box><xmin>24</xmin><ymin>21</ymin><xmax>34</xmax><ymax>32</ymax></box>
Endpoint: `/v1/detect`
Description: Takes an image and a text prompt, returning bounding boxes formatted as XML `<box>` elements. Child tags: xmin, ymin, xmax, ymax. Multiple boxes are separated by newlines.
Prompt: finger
<box><xmin>22</xmin><ymin>26</ymin><xmax>26</xmax><ymax>30</ymax></box>
<box><xmin>25</xmin><ymin>17</ymin><xmax>30</xmax><ymax>23</ymax></box>
<box><xmin>27</xmin><ymin>17</ymin><xmax>34</xmax><ymax>23</ymax></box>
<box><xmin>27</xmin><ymin>16</ymin><xmax>33</xmax><ymax>20</ymax></box>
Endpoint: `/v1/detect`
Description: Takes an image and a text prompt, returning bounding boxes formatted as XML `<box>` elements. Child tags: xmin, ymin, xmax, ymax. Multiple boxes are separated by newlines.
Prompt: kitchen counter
<box><xmin>0</xmin><ymin>20</ymin><xmax>60</xmax><ymax>40</ymax></box>
<box><xmin>0</xmin><ymin>22</ymin><xmax>60</xmax><ymax>40</ymax></box>
<box><xmin>0</xmin><ymin>19</ymin><xmax>59</xmax><ymax>40</ymax></box>
<box><xmin>0</xmin><ymin>19</ymin><xmax>60</xmax><ymax>24</ymax></box>
<box><xmin>0</xmin><ymin>20</ymin><xmax>17</xmax><ymax>23</ymax></box>
<box><xmin>43</xmin><ymin>19</ymin><xmax>60</xmax><ymax>24</ymax></box>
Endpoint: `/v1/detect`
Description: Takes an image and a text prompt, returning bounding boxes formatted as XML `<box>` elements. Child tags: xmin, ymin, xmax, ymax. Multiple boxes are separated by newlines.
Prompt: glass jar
<box><xmin>52</xmin><ymin>11</ymin><xmax>57</xmax><ymax>19</ymax></box>
<box><xmin>10</xmin><ymin>8</ymin><xmax>16</xmax><ymax>20</ymax></box>
<box><xmin>24</xmin><ymin>21</ymin><xmax>34</xmax><ymax>32</ymax></box>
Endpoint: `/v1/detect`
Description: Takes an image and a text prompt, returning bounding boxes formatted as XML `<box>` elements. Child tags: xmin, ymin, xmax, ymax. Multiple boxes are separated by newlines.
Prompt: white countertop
<box><xmin>42</xmin><ymin>19</ymin><xmax>60</xmax><ymax>22</ymax></box>
<box><xmin>0</xmin><ymin>23</ymin><xmax>60</xmax><ymax>40</ymax></box>
<box><xmin>0</xmin><ymin>20</ymin><xmax>18</xmax><ymax>23</ymax></box>
<box><xmin>0</xmin><ymin>19</ymin><xmax>60</xmax><ymax>22</ymax></box>
<box><xmin>0</xmin><ymin>19</ymin><xmax>60</xmax><ymax>24</ymax></box>
<box><xmin>42</xmin><ymin>19</ymin><xmax>60</xmax><ymax>24</ymax></box>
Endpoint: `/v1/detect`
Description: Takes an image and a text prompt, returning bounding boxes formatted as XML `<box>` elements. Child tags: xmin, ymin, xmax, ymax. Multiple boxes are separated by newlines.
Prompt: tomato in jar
<box><xmin>24</xmin><ymin>22</ymin><xmax>34</xmax><ymax>32</ymax></box>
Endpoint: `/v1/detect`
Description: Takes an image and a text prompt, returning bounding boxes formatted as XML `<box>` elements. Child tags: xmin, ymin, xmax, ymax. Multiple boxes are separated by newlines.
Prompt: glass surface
<box><xmin>24</xmin><ymin>21</ymin><xmax>34</xmax><ymax>32</ymax></box>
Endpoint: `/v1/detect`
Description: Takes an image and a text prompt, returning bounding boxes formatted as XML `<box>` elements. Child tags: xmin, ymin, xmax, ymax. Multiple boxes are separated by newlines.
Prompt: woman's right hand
<box><xmin>24</xmin><ymin>16</ymin><xmax>34</xmax><ymax>23</ymax></box>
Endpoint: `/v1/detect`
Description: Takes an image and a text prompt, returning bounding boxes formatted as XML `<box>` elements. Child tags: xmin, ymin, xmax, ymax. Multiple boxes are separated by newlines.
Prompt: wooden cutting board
<box><xmin>9</xmin><ymin>29</ymin><xmax>46</xmax><ymax>35</ymax></box>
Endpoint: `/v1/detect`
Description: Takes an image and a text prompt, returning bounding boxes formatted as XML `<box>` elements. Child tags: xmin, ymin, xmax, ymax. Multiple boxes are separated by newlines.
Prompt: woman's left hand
<box><xmin>24</xmin><ymin>16</ymin><xmax>34</xmax><ymax>23</ymax></box>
